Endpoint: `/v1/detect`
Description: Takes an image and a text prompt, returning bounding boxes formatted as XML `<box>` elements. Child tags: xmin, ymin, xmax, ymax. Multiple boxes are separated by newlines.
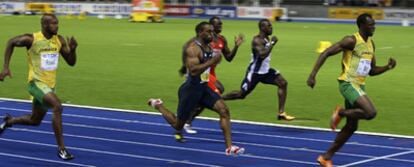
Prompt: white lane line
<box><xmin>378</xmin><ymin>46</ymin><xmax>394</xmax><ymax>50</ymax></box>
<box><xmin>0</xmin><ymin>152</ymin><xmax>96</xmax><ymax>167</ymax></box>
<box><xmin>8</xmin><ymin>127</ymin><xmax>318</xmax><ymax>165</ymax></box>
<box><xmin>340</xmin><ymin>150</ymin><xmax>414</xmax><ymax>167</ymax></box>
<box><xmin>0</xmin><ymin>137</ymin><xmax>222</xmax><ymax>167</ymax></box>
<box><xmin>1</xmin><ymin>106</ymin><xmax>413</xmax><ymax>152</ymax></box>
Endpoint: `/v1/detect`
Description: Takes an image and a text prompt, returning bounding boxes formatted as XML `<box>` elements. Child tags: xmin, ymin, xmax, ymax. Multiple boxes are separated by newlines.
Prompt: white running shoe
<box><xmin>147</xmin><ymin>98</ymin><xmax>163</xmax><ymax>108</ymax></box>
<box><xmin>184</xmin><ymin>123</ymin><xmax>197</xmax><ymax>134</ymax></box>
<box><xmin>225</xmin><ymin>145</ymin><xmax>245</xmax><ymax>156</ymax></box>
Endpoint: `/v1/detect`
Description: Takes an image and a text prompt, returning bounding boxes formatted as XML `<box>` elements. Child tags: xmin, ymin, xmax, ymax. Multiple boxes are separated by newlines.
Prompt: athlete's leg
<box><xmin>223</xmin><ymin>75</ymin><xmax>258</xmax><ymax>100</ymax></box>
<box><xmin>339</xmin><ymin>95</ymin><xmax>377</xmax><ymax>120</ymax></box>
<box><xmin>5</xmin><ymin>101</ymin><xmax>46</xmax><ymax>126</ymax></box>
<box><xmin>42</xmin><ymin>93</ymin><xmax>65</xmax><ymax>150</ymax></box>
<box><xmin>322</xmin><ymin>118</ymin><xmax>359</xmax><ymax>160</ymax></box>
<box><xmin>211</xmin><ymin>99</ymin><xmax>232</xmax><ymax>148</ymax></box>
<box><xmin>153</xmin><ymin>103</ymin><xmax>186</xmax><ymax>130</ymax></box>
<box><xmin>270</xmin><ymin>74</ymin><xmax>288</xmax><ymax>114</ymax></box>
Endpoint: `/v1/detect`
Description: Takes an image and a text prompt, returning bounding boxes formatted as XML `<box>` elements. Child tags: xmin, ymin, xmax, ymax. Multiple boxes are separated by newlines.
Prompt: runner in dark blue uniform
<box><xmin>148</xmin><ymin>21</ymin><xmax>245</xmax><ymax>156</ymax></box>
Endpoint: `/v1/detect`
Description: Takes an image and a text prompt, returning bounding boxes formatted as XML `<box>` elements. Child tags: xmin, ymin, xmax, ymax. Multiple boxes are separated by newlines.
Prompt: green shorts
<box><xmin>339</xmin><ymin>80</ymin><xmax>366</xmax><ymax>108</ymax></box>
<box><xmin>28</xmin><ymin>81</ymin><xmax>55</xmax><ymax>111</ymax></box>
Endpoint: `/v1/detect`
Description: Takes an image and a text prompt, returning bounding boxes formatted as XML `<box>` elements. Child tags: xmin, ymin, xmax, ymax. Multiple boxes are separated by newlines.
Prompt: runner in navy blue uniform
<box><xmin>222</xmin><ymin>19</ymin><xmax>295</xmax><ymax>121</ymax></box>
<box><xmin>148</xmin><ymin>22</ymin><xmax>245</xmax><ymax>156</ymax></box>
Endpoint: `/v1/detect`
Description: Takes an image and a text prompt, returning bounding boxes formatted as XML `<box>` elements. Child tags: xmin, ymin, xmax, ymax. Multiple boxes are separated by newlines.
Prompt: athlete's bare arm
<box><xmin>222</xmin><ymin>34</ymin><xmax>244</xmax><ymax>62</ymax></box>
<box><xmin>307</xmin><ymin>36</ymin><xmax>356</xmax><ymax>88</ymax></box>
<box><xmin>252</xmin><ymin>35</ymin><xmax>277</xmax><ymax>59</ymax></box>
<box><xmin>185</xmin><ymin>43</ymin><xmax>221</xmax><ymax>76</ymax></box>
<box><xmin>0</xmin><ymin>34</ymin><xmax>33</xmax><ymax>81</ymax></box>
<box><xmin>58</xmin><ymin>35</ymin><xmax>77</xmax><ymax>66</ymax></box>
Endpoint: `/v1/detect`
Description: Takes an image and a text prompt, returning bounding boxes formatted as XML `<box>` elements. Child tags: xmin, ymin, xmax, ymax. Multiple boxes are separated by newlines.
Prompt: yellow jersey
<box><xmin>338</xmin><ymin>32</ymin><xmax>374</xmax><ymax>85</ymax></box>
<box><xmin>27</xmin><ymin>31</ymin><xmax>61</xmax><ymax>88</ymax></box>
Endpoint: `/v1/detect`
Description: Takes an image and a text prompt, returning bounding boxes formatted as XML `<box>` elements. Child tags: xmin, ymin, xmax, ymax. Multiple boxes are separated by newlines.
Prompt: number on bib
<box><xmin>41</xmin><ymin>53</ymin><xmax>59</xmax><ymax>71</ymax></box>
<box><xmin>356</xmin><ymin>59</ymin><xmax>371</xmax><ymax>76</ymax></box>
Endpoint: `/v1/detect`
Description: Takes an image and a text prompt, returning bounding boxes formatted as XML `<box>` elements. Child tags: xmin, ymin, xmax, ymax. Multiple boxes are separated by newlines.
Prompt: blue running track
<box><xmin>0</xmin><ymin>98</ymin><xmax>413</xmax><ymax>167</ymax></box>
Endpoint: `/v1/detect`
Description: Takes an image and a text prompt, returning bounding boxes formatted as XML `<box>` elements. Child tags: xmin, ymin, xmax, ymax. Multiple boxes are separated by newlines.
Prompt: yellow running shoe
<box><xmin>278</xmin><ymin>112</ymin><xmax>295</xmax><ymax>121</ymax></box>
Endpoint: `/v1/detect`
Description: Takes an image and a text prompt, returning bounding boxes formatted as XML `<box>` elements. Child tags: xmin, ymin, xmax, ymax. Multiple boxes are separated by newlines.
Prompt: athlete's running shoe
<box><xmin>317</xmin><ymin>155</ymin><xmax>333</xmax><ymax>167</ymax></box>
<box><xmin>225</xmin><ymin>145</ymin><xmax>245</xmax><ymax>156</ymax></box>
<box><xmin>174</xmin><ymin>132</ymin><xmax>186</xmax><ymax>143</ymax></box>
<box><xmin>58</xmin><ymin>148</ymin><xmax>74</xmax><ymax>160</ymax></box>
<box><xmin>147</xmin><ymin>98</ymin><xmax>163</xmax><ymax>108</ymax></box>
<box><xmin>184</xmin><ymin>123</ymin><xmax>197</xmax><ymax>134</ymax></box>
<box><xmin>278</xmin><ymin>112</ymin><xmax>295</xmax><ymax>121</ymax></box>
<box><xmin>330</xmin><ymin>105</ymin><xmax>343</xmax><ymax>131</ymax></box>
<box><xmin>0</xmin><ymin>113</ymin><xmax>12</xmax><ymax>135</ymax></box>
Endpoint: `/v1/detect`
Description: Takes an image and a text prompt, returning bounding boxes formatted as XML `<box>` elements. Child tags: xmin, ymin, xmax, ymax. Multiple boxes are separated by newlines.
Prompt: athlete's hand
<box><xmin>307</xmin><ymin>76</ymin><xmax>316</xmax><ymax>89</ymax></box>
<box><xmin>387</xmin><ymin>58</ymin><xmax>396</xmax><ymax>70</ymax></box>
<box><xmin>271</xmin><ymin>36</ymin><xmax>278</xmax><ymax>46</ymax></box>
<box><xmin>67</xmin><ymin>36</ymin><xmax>78</xmax><ymax>51</ymax></box>
<box><xmin>235</xmin><ymin>34</ymin><xmax>244</xmax><ymax>47</ymax></box>
<box><xmin>0</xmin><ymin>68</ymin><xmax>12</xmax><ymax>81</ymax></box>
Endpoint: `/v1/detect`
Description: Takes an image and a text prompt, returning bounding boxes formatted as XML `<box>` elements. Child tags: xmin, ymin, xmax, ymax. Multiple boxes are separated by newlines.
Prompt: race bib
<box><xmin>41</xmin><ymin>52</ymin><xmax>59</xmax><ymax>71</ymax></box>
<box><xmin>356</xmin><ymin>59</ymin><xmax>371</xmax><ymax>76</ymax></box>
<box><xmin>200</xmin><ymin>68</ymin><xmax>210</xmax><ymax>82</ymax></box>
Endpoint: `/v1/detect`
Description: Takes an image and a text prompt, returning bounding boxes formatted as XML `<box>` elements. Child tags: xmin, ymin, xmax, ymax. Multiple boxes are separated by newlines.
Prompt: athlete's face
<box><xmin>260</xmin><ymin>21</ymin><xmax>273</xmax><ymax>36</ymax></box>
<box><xmin>42</xmin><ymin>16</ymin><xmax>59</xmax><ymax>35</ymax></box>
<box><xmin>361</xmin><ymin>17</ymin><xmax>376</xmax><ymax>37</ymax></box>
<box><xmin>200</xmin><ymin>24</ymin><xmax>213</xmax><ymax>44</ymax></box>
<box><xmin>211</xmin><ymin>19</ymin><xmax>222</xmax><ymax>34</ymax></box>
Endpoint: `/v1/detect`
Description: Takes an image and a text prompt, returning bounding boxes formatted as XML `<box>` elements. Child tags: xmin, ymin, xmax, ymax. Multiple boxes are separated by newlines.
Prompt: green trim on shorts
<box><xmin>28</xmin><ymin>81</ymin><xmax>54</xmax><ymax>111</ymax></box>
<box><xmin>338</xmin><ymin>80</ymin><xmax>366</xmax><ymax>107</ymax></box>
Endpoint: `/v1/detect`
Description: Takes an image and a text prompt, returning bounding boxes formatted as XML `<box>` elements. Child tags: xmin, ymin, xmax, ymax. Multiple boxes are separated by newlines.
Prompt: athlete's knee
<box><xmin>30</xmin><ymin>118</ymin><xmax>42</xmax><ymax>126</ymax></box>
<box><xmin>52</xmin><ymin>103</ymin><xmax>63</xmax><ymax>113</ymax></box>
<box><xmin>238</xmin><ymin>92</ymin><xmax>247</xmax><ymax>99</ymax></box>
<box><xmin>279</xmin><ymin>80</ymin><xmax>288</xmax><ymax>89</ymax></box>
<box><xmin>217</xmin><ymin>106</ymin><xmax>230</xmax><ymax>119</ymax></box>
<box><xmin>365</xmin><ymin>110</ymin><xmax>377</xmax><ymax>120</ymax></box>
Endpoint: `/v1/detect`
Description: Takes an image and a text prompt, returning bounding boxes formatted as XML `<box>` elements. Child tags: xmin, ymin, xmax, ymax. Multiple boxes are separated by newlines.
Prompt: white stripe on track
<box><xmin>340</xmin><ymin>150</ymin><xmax>414</xmax><ymax>167</ymax></box>
<box><xmin>8</xmin><ymin>127</ymin><xmax>319</xmax><ymax>165</ymax></box>
<box><xmin>0</xmin><ymin>152</ymin><xmax>96</xmax><ymax>167</ymax></box>
<box><xmin>0</xmin><ymin>137</ymin><xmax>222</xmax><ymax>167</ymax></box>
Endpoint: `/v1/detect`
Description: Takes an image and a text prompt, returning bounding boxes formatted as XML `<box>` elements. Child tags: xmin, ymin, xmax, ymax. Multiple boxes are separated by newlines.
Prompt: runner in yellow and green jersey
<box><xmin>307</xmin><ymin>13</ymin><xmax>397</xmax><ymax>167</ymax></box>
<box><xmin>0</xmin><ymin>14</ymin><xmax>77</xmax><ymax>161</ymax></box>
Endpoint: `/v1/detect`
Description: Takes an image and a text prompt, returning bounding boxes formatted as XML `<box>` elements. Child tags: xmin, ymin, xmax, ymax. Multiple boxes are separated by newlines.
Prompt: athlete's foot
<box><xmin>225</xmin><ymin>145</ymin><xmax>245</xmax><ymax>156</ymax></box>
<box><xmin>0</xmin><ymin>113</ymin><xmax>12</xmax><ymax>135</ymax></box>
<box><xmin>330</xmin><ymin>105</ymin><xmax>343</xmax><ymax>131</ymax></box>
<box><xmin>57</xmin><ymin>148</ymin><xmax>74</xmax><ymax>161</ymax></box>
<box><xmin>317</xmin><ymin>155</ymin><xmax>333</xmax><ymax>167</ymax></box>
<box><xmin>184</xmin><ymin>123</ymin><xmax>197</xmax><ymax>134</ymax></box>
<box><xmin>278</xmin><ymin>112</ymin><xmax>295</xmax><ymax>121</ymax></box>
<box><xmin>147</xmin><ymin>98</ymin><xmax>163</xmax><ymax>109</ymax></box>
<box><xmin>174</xmin><ymin>132</ymin><xmax>186</xmax><ymax>143</ymax></box>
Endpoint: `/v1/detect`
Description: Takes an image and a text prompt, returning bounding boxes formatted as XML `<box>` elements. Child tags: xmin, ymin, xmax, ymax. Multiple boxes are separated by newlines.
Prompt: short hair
<box><xmin>41</xmin><ymin>13</ymin><xmax>57</xmax><ymax>24</ymax></box>
<box><xmin>195</xmin><ymin>21</ymin><xmax>210</xmax><ymax>34</ymax></box>
<box><xmin>258</xmin><ymin>19</ymin><xmax>270</xmax><ymax>29</ymax></box>
<box><xmin>356</xmin><ymin>13</ymin><xmax>373</xmax><ymax>28</ymax></box>
<box><xmin>209</xmin><ymin>16</ymin><xmax>220</xmax><ymax>24</ymax></box>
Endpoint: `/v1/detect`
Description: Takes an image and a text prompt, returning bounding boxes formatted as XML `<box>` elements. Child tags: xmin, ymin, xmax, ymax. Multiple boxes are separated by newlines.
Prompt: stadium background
<box><xmin>0</xmin><ymin>0</ymin><xmax>413</xmax><ymax>136</ymax></box>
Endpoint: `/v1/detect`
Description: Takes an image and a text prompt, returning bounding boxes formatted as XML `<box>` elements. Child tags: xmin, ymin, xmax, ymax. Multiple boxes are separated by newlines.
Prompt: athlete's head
<box><xmin>357</xmin><ymin>13</ymin><xmax>375</xmax><ymax>37</ymax></box>
<box><xmin>195</xmin><ymin>21</ymin><xmax>213</xmax><ymax>44</ymax></box>
<box><xmin>41</xmin><ymin>13</ymin><xmax>59</xmax><ymax>35</ymax></box>
<box><xmin>258</xmin><ymin>19</ymin><xmax>272</xmax><ymax>36</ymax></box>
<box><xmin>209</xmin><ymin>16</ymin><xmax>222</xmax><ymax>34</ymax></box>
